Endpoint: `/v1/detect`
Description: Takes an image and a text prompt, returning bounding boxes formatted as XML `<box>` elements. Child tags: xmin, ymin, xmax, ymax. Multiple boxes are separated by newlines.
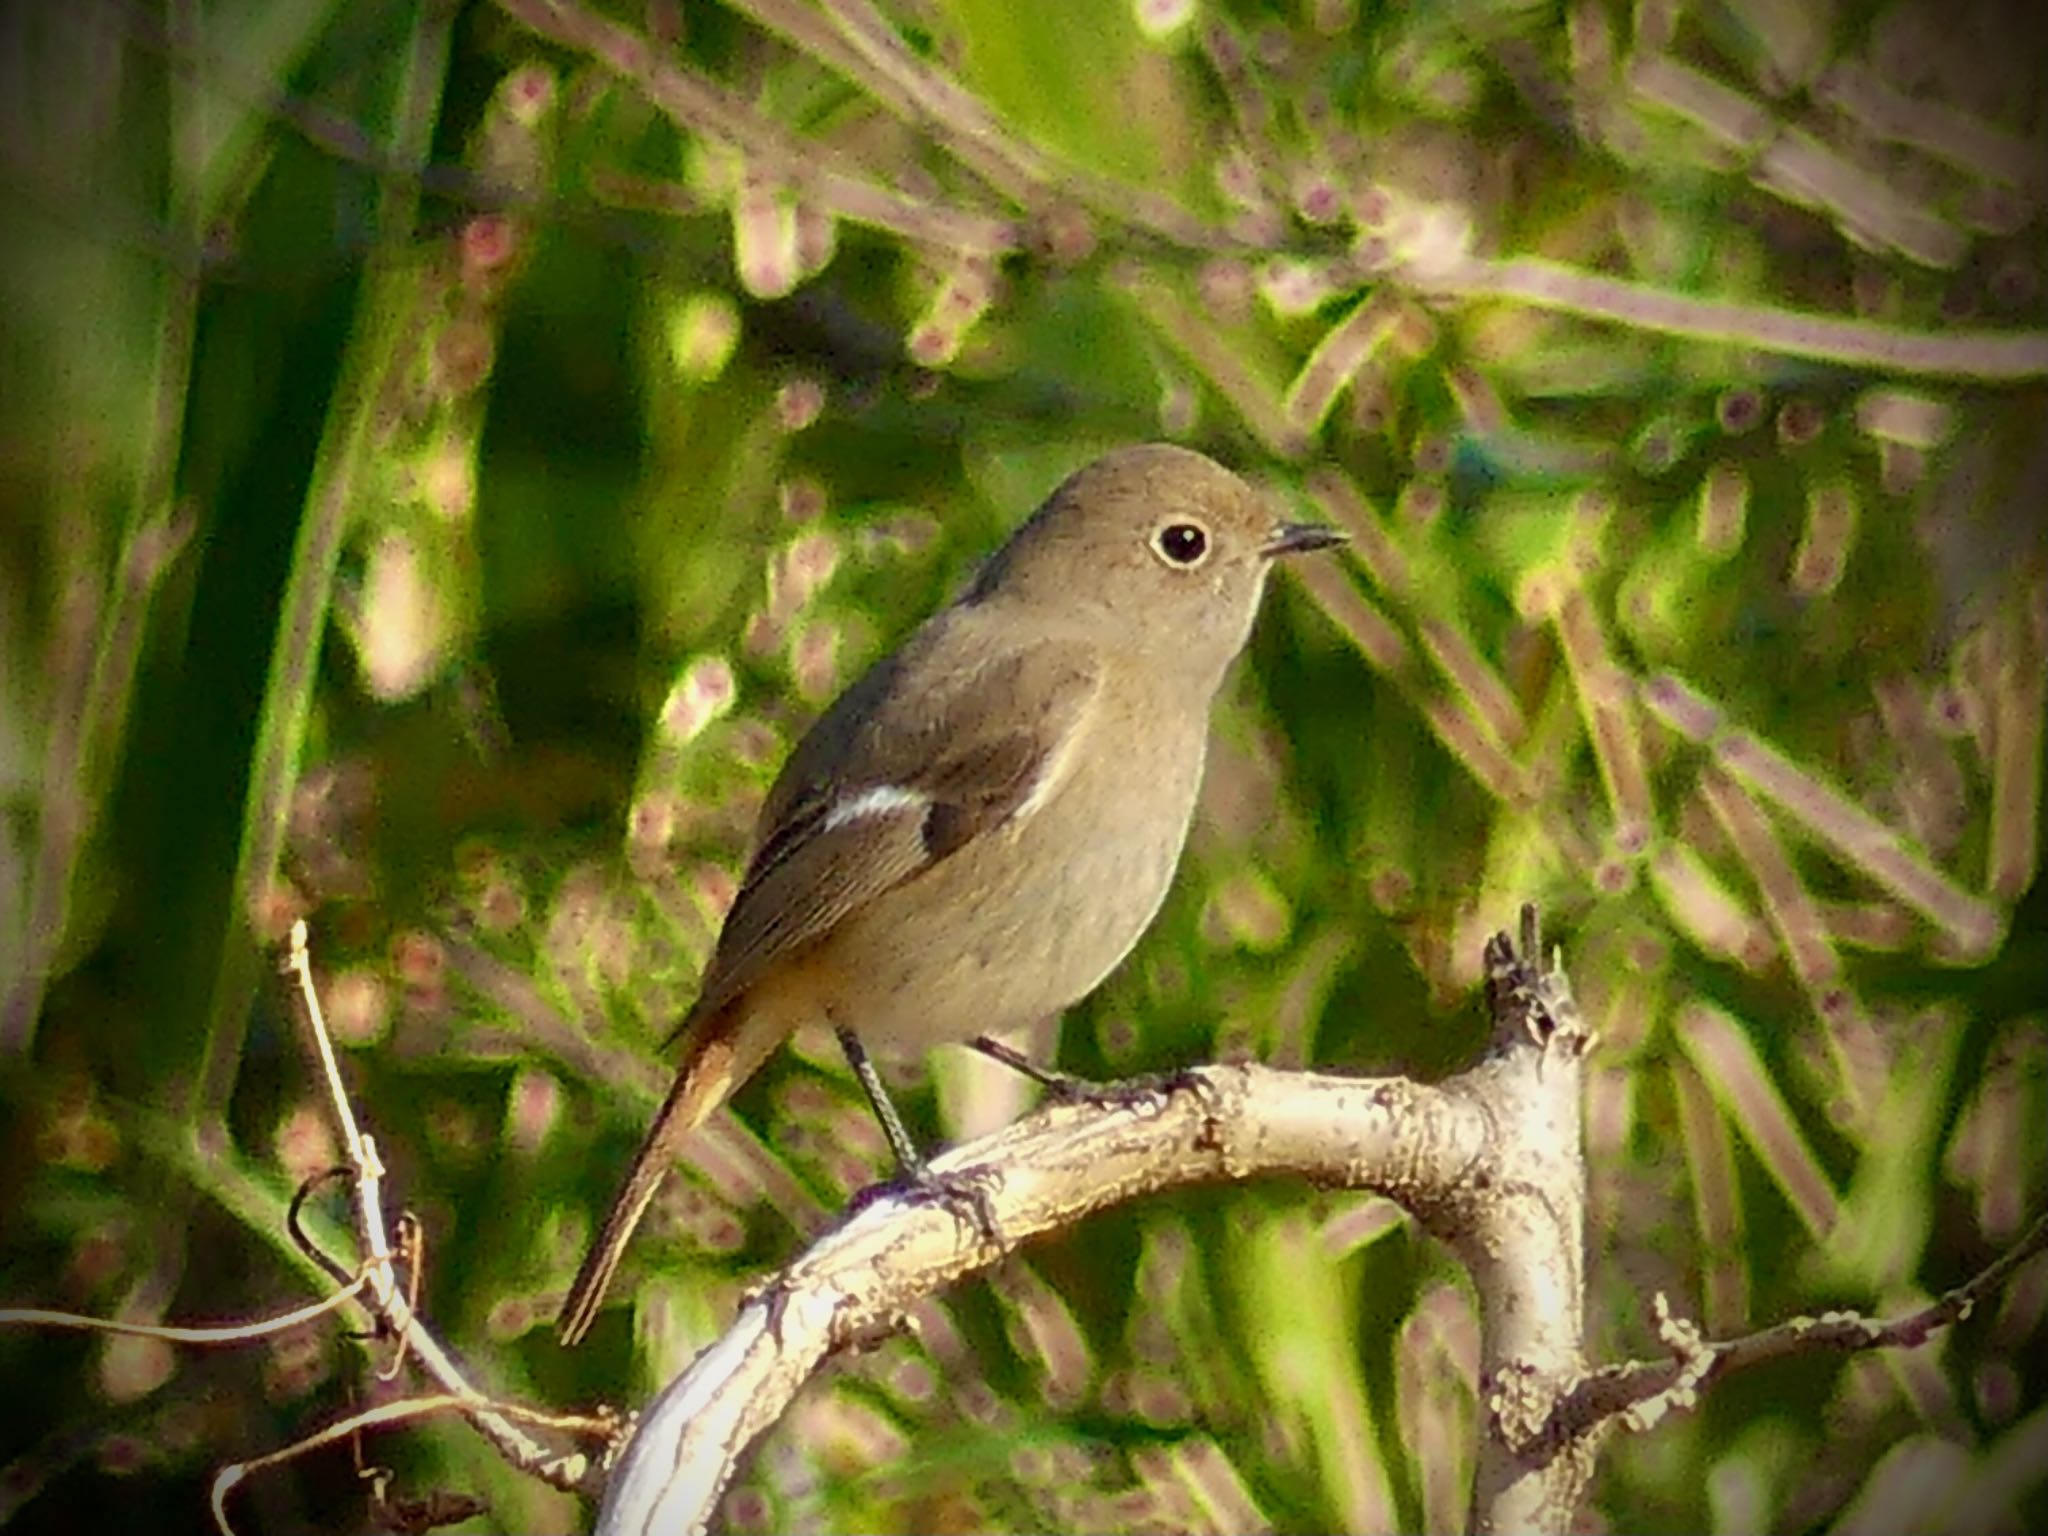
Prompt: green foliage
<box><xmin>2</xmin><ymin>0</ymin><xmax>2044</xmax><ymax>1532</ymax></box>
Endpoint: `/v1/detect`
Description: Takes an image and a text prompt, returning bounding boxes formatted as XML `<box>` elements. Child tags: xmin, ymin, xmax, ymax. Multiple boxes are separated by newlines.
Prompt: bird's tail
<box><xmin>555</xmin><ymin>1025</ymin><xmax>745</xmax><ymax>1346</ymax></box>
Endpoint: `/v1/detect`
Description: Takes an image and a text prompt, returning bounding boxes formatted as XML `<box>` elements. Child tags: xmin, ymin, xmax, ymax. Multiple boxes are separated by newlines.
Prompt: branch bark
<box><xmin>594</xmin><ymin>911</ymin><xmax>1595</xmax><ymax>1535</ymax></box>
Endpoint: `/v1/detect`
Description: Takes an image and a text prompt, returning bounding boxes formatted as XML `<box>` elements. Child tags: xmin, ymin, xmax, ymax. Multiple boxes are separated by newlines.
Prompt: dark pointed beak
<box><xmin>1262</xmin><ymin>522</ymin><xmax>1347</xmax><ymax>558</ymax></box>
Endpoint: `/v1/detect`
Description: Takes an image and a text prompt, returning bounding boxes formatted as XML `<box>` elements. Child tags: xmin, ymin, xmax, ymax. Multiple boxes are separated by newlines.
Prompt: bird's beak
<box><xmin>1262</xmin><ymin>522</ymin><xmax>1348</xmax><ymax>558</ymax></box>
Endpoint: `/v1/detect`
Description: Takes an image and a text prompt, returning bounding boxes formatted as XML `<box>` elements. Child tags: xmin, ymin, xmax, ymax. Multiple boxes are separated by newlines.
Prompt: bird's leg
<box><xmin>835</xmin><ymin>1025</ymin><xmax>927</xmax><ymax>1176</ymax></box>
<box><xmin>969</xmin><ymin>1034</ymin><xmax>1203</xmax><ymax>1108</ymax></box>
<box><xmin>835</xmin><ymin>1026</ymin><xmax>1002</xmax><ymax>1246</ymax></box>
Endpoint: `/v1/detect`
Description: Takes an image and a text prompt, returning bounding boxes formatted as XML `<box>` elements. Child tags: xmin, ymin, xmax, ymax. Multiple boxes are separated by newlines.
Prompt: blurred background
<box><xmin>1</xmin><ymin>0</ymin><xmax>2043</xmax><ymax>1531</ymax></box>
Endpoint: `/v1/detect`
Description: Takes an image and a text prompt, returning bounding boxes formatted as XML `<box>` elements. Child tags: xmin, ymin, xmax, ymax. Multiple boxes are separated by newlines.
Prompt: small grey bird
<box><xmin>558</xmin><ymin>443</ymin><xmax>1343</xmax><ymax>1344</ymax></box>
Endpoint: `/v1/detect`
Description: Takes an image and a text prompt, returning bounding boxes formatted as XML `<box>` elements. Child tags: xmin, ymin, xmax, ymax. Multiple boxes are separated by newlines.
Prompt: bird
<box><xmin>557</xmin><ymin>442</ymin><xmax>1344</xmax><ymax>1344</ymax></box>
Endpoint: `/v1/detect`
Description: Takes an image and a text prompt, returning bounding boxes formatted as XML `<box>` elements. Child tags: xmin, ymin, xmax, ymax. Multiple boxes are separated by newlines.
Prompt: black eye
<box><xmin>1155</xmin><ymin>522</ymin><xmax>1209</xmax><ymax>565</ymax></box>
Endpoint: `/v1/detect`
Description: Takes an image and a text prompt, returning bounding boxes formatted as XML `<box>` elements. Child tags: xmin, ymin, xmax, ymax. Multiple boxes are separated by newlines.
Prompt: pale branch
<box><xmin>3</xmin><ymin>922</ymin><xmax>618</xmax><ymax>1528</ymax></box>
<box><xmin>280</xmin><ymin>923</ymin><xmax>606</xmax><ymax>1497</ymax></box>
<box><xmin>595</xmin><ymin>1064</ymin><xmax>1486</xmax><ymax>1535</ymax></box>
<box><xmin>210</xmin><ymin>1392</ymin><xmax>620</xmax><ymax>1536</ymax></box>
<box><xmin>1461</xmin><ymin>913</ymin><xmax>1597</xmax><ymax>1536</ymax></box>
<box><xmin>1282</xmin><ymin>290</ymin><xmax>1402</xmax><ymax>432</ymax></box>
<box><xmin>372</xmin><ymin>1211</ymin><xmax>426</xmax><ymax>1384</ymax></box>
<box><xmin>0</xmin><ymin>1276</ymin><xmax>369</xmax><ymax>1346</ymax></box>
<box><xmin>210</xmin><ymin>1396</ymin><xmax>481</xmax><ymax>1536</ymax></box>
<box><xmin>1540</xmin><ymin>1205</ymin><xmax>2048</xmax><ymax>1447</ymax></box>
<box><xmin>594</xmin><ymin>910</ymin><xmax>1594</xmax><ymax>1536</ymax></box>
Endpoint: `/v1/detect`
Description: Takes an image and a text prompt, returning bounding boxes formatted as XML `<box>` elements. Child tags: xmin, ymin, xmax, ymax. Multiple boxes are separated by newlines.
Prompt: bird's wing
<box><xmin>681</xmin><ymin>632</ymin><xmax>1103</xmax><ymax>1028</ymax></box>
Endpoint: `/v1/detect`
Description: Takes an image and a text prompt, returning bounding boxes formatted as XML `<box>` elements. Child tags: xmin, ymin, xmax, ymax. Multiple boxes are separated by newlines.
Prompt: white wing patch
<box><xmin>822</xmin><ymin>784</ymin><xmax>930</xmax><ymax>833</ymax></box>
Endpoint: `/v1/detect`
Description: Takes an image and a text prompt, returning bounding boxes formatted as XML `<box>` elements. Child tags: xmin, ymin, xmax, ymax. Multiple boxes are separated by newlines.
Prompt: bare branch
<box><xmin>284</xmin><ymin>923</ymin><xmax>609</xmax><ymax>1495</ymax></box>
<box><xmin>596</xmin><ymin>910</ymin><xmax>1596</xmax><ymax>1535</ymax></box>
<box><xmin>1544</xmin><ymin>1207</ymin><xmax>2048</xmax><ymax>1446</ymax></box>
<box><xmin>1460</xmin><ymin>911</ymin><xmax>1598</xmax><ymax>1535</ymax></box>
<box><xmin>211</xmin><ymin>1393</ymin><xmax>621</xmax><ymax>1536</ymax></box>
<box><xmin>6</xmin><ymin>925</ymin><xmax>624</xmax><ymax>1519</ymax></box>
<box><xmin>594</xmin><ymin>1062</ymin><xmax>1491</xmax><ymax>1532</ymax></box>
<box><xmin>0</xmin><ymin>1276</ymin><xmax>368</xmax><ymax>1346</ymax></box>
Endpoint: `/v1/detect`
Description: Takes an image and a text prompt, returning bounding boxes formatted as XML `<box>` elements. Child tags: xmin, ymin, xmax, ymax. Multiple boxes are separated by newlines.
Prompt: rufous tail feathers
<box><xmin>555</xmin><ymin>1032</ymin><xmax>739</xmax><ymax>1346</ymax></box>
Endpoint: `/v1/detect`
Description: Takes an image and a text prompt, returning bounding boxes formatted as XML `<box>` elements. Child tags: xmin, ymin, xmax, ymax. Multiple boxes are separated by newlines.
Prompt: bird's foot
<box><xmin>849</xmin><ymin>1159</ymin><xmax>1006</xmax><ymax>1251</ymax></box>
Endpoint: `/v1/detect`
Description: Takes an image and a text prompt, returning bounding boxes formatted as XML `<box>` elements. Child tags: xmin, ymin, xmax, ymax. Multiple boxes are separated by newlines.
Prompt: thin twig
<box><xmin>210</xmin><ymin>1393</ymin><xmax>622</xmax><ymax>1536</ymax></box>
<box><xmin>1283</xmin><ymin>290</ymin><xmax>1401</xmax><ymax>432</ymax></box>
<box><xmin>0</xmin><ymin>1276</ymin><xmax>368</xmax><ymax>1345</ymax></box>
<box><xmin>798</xmin><ymin>0</ymin><xmax>1259</xmax><ymax>250</ymax></box>
<box><xmin>376</xmin><ymin>1213</ymin><xmax>425</xmax><ymax>1383</ymax></box>
<box><xmin>1538</xmin><ymin>1207</ymin><xmax>2048</xmax><ymax>1448</ymax></box>
<box><xmin>283</xmin><ymin>923</ymin><xmax>600</xmax><ymax>1492</ymax></box>
<box><xmin>287</xmin><ymin>1166</ymin><xmax>362</xmax><ymax>1290</ymax></box>
<box><xmin>108</xmin><ymin>0</ymin><xmax>505</xmax><ymax>220</ymax></box>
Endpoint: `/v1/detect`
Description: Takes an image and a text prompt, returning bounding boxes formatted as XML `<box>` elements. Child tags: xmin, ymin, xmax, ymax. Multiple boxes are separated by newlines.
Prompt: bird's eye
<box><xmin>1153</xmin><ymin>521</ymin><xmax>1210</xmax><ymax>567</ymax></box>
